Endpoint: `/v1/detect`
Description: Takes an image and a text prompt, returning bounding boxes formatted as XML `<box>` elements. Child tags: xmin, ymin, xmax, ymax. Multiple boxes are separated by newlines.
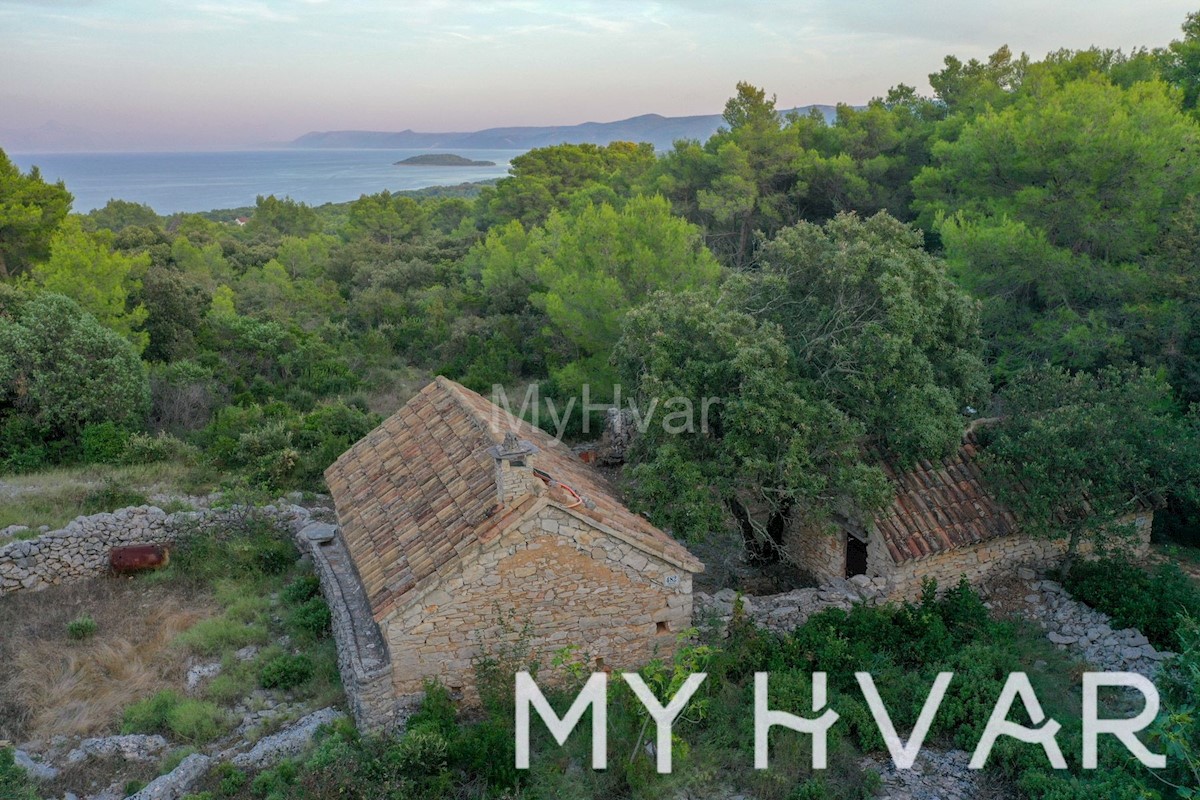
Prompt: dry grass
<box><xmin>0</xmin><ymin>460</ymin><xmax>217</xmax><ymax>531</ymax></box>
<box><xmin>0</xmin><ymin>576</ymin><xmax>216</xmax><ymax>742</ymax></box>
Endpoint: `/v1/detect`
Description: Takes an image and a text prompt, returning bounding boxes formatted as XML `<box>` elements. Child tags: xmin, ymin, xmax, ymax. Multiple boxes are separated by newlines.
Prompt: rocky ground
<box><xmin>862</xmin><ymin>749</ymin><xmax>1011</xmax><ymax>800</ymax></box>
<box><xmin>986</xmin><ymin>570</ymin><xmax>1174</xmax><ymax>678</ymax></box>
<box><xmin>11</xmin><ymin>707</ymin><xmax>343</xmax><ymax>800</ymax></box>
<box><xmin>4</xmin><ymin>494</ymin><xmax>342</xmax><ymax>800</ymax></box>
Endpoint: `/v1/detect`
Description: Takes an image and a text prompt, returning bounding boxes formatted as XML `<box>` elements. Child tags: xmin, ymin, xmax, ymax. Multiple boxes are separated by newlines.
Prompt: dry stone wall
<box><xmin>0</xmin><ymin>503</ymin><xmax>310</xmax><ymax>596</ymax></box>
<box><xmin>298</xmin><ymin>521</ymin><xmax>398</xmax><ymax>733</ymax></box>
<box><xmin>875</xmin><ymin>512</ymin><xmax>1153</xmax><ymax>601</ymax></box>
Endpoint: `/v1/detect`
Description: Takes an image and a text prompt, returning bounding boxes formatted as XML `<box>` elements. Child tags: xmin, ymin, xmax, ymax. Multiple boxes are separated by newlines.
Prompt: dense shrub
<box><xmin>122</xmin><ymin>691</ymin><xmax>230</xmax><ymax>743</ymax></box>
<box><xmin>196</xmin><ymin>400</ymin><xmax>377</xmax><ymax>492</ymax></box>
<box><xmin>1063</xmin><ymin>557</ymin><xmax>1200</xmax><ymax>649</ymax></box>
<box><xmin>121</xmin><ymin>431</ymin><xmax>195</xmax><ymax>464</ymax></box>
<box><xmin>0</xmin><ymin>293</ymin><xmax>149</xmax><ymax>437</ymax></box>
<box><xmin>281</xmin><ymin>574</ymin><xmax>321</xmax><ymax>605</ymax></box>
<box><xmin>286</xmin><ymin>597</ymin><xmax>331</xmax><ymax>640</ymax></box>
<box><xmin>259</xmin><ymin>654</ymin><xmax>314</xmax><ymax>690</ymax></box>
<box><xmin>81</xmin><ymin>421</ymin><xmax>131</xmax><ymax>464</ymax></box>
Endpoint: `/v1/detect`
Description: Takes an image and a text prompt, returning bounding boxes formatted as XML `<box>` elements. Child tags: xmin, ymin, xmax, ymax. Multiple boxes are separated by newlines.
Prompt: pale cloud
<box><xmin>193</xmin><ymin>2</ymin><xmax>298</xmax><ymax>24</ymax></box>
<box><xmin>1</xmin><ymin>0</ymin><xmax>1196</xmax><ymax>151</ymax></box>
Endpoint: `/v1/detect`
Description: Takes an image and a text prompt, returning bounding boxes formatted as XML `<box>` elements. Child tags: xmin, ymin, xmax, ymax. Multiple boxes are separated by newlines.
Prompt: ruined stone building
<box><xmin>319</xmin><ymin>377</ymin><xmax>703</xmax><ymax>730</ymax></box>
<box><xmin>785</xmin><ymin>428</ymin><xmax>1154</xmax><ymax>597</ymax></box>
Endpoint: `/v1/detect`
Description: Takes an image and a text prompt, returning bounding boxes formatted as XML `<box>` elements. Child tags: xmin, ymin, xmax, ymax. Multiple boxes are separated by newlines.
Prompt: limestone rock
<box><xmin>186</xmin><ymin>662</ymin><xmax>223</xmax><ymax>692</ymax></box>
<box><xmin>229</xmin><ymin>707</ymin><xmax>344</xmax><ymax>770</ymax></box>
<box><xmin>127</xmin><ymin>753</ymin><xmax>211</xmax><ymax>800</ymax></box>
<box><xmin>65</xmin><ymin>734</ymin><xmax>170</xmax><ymax>765</ymax></box>
<box><xmin>12</xmin><ymin>749</ymin><xmax>58</xmax><ymax>781</ymax></box>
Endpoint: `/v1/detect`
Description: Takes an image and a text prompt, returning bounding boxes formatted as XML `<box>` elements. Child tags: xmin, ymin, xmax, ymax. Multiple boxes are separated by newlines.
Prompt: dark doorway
<box><xmin>846</xmin><ymin>534</ymin><xmax>868</xmax><ymax>577</ymax></box>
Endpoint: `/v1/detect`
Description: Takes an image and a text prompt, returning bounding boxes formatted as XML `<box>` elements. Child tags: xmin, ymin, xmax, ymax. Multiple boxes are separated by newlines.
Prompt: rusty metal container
<box><xmin>109</xmin><ymin>544</ymin><xmax>170</xmax><ymax>573</ymax></box>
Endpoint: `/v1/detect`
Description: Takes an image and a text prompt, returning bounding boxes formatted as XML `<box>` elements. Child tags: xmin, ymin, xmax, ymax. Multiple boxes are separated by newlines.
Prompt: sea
<box><xmin>7</xmin><ymin>149</ymin><xmax>526</xmax><ymax>214</ymax></box>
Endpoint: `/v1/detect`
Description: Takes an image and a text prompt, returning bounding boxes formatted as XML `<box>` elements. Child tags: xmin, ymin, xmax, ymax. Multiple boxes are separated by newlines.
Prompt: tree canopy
<box><xmin>979</xmin><ymin>365</ymin><xmax>1198</xmax><ymax>569</ymax></box>
<box><xmin>0</xmin><ymin>292</ymin><xmax>149</xmax><ymax>438</ymax></box>
<box><xmin>0</xmin><ymin>151</ymin><xmax>72</xmax><ymax>278</ymax></box>
<box><xmin>742</xmin><ymin>212</ymin><xmax>988</xmax><ymax>461</ymax></box>
<box><xmin>29</xmin><ymin>216</ymin><xmax>151</xmax><ymax>352</ymax></box>
<box><xmin>614</xmin><ymin>291</ymin><xmax>889</xmax><ymax>554</ymax></box>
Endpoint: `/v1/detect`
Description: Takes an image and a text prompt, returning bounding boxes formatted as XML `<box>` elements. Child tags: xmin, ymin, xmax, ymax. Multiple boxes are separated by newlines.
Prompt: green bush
<box><xmin>67</xmin><ymin>614</ymin><xmax>98</xmax><ymax>640</ymax></box>
<box><xmin>121</xmin><ymin>431</ymin><xmax>195</xmax><ymax>464</ymax></box>
<box><xmin>81</xmin><ymin>421</ymin><xmax>131</xmax><ymax>464</ymax></box>
<box><xmin>213</xmin><ymin>762</ymin><xmax>248</xmax><ymax>796</ymax></box>
<box><xmin>1063</xmin><ymin>557</ymin><xmax>1200</xmax><ymax>649</ymax></box>
<box><xmin>287</xmin><ymin>597</ymin><xmax>332</xmax><ymax>640</ymax></box>
<box><xmin>0</xmin><ymin>293</ymin><xmax>150</xmax><ymax>436</ymax></box>
<box><xmin>123</xmin><ymin>690</ymin><xmax>179</xmax><ymax>735</ymax></box>
<box><xmin>391</xmin><ymin>722</ymin><xmax>450</xmax><ymax>776</ymax></box>
<box><xmin>0</xmin><ymin>415</ymin><xmax>53</xmax><ymax>474</ymax></box>
<box><xmin>196</xmin><ymin>400</ymin><xmax>377</xmax><ymax>493</ymax></box>
<box><xmin>281</xmin><ymin>574</ymin><xmax>321</xmax><ymax>606</ymax></box>
<box><xmin>260</xmin><ymin>654</ymin><xmax>314</xmax><ymax>690</ymax></box>
<box><xmin>122</xmin><ymin>691</ymin><xmax>229</xmax><ymax>743</ymax></box>
<box><xmin>250</xmin><ymin>758</ymin><xmax>299</xmax><ymax>799</ymax></box>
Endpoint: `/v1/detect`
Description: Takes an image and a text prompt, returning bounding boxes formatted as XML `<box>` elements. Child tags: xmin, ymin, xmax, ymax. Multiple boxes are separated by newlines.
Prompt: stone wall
<box><xmin>383</xmin><ymin>502</ymin><xmax>694</xmax><ymax>697</ymax></box>
<box><xmin>0</xmin><ymin>503</ymin><xmax>309</xmax><ymax>597</ymax></box>
<box><xmin>874</xmin><ymin>511</ymin><xmax>1153</xmax><ymax>601</ymax></box>
<box><xmin>298</xmin><ymin>522</ymin><xmax>399</xmax><ymax>733</ymax></box>
<box><xmin>783</xmin><ymin>511</ymin><xmax>1154</xmax><ymax>601</ymax></box>
<box><xmin>782</xmin><ymin>521</ymin><xmax>844</xmax><ymax>580</ymax></box>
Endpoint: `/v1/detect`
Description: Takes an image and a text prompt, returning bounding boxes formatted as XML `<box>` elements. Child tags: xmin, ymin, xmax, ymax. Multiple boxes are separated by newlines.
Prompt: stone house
<box><xmin>321</xmin><ymin>377</ymin><xmax>703</xmax><ymax>729</ymax></box>
<box><xmin>785</xmin><ymin>428</ymin><xmax>1154</xmax><ymax>597</ymax></box>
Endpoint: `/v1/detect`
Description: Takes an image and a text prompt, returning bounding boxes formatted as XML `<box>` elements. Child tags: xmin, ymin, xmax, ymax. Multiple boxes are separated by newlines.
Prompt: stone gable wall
<box><xmin>384</xmin><ymin>503</ymin><xmax>694</xmax><ymax>697</ymax></box>
<box><xmin>783</xmin><ymin>521</ymin><xmax>844</xmax><ymax>580</ymax></box>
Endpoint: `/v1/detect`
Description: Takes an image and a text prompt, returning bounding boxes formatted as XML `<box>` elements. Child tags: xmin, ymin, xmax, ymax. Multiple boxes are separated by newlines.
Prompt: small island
<box><xmin>394</xmin><ymin>153</ymin><xmax>496</xmax><ymax>167</ymax></box>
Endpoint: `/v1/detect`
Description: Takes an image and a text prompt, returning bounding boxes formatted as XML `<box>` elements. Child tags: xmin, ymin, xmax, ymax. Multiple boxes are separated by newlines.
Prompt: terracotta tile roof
<box><xmin>872</xmin><ymin>431</ymin><xmax>1019</xmax><ymax>564</ymax></box>
<box><xmin>873</xmin><ymin>427</ymin><xmax>1157</xmax><ymax>565</ymax></box>
<box><xmin>325</xmin><ymin>376</ymin><xmax>703</xmax><ymax>622</ymax></box>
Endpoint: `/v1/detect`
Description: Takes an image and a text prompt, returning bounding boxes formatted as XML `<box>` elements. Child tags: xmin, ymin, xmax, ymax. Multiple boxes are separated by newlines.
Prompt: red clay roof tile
<box><xmin>326</xmin><ymin>377</ymin><xmax>703</xmax><ymax>622</ymax></box>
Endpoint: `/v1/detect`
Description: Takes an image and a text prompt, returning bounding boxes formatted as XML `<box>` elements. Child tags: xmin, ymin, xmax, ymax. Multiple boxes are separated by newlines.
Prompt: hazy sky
<box><xmin>1</xmin><ymin>0</ymin><xmax>1196</xmax><ymax>150</ymax></box>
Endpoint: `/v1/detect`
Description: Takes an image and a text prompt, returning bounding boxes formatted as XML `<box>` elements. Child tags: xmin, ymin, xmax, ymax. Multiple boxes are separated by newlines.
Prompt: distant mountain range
<box><xmin>289</xmin><ymin>107</ymin><xmax>841</xmax><ymax>151</ymax></box>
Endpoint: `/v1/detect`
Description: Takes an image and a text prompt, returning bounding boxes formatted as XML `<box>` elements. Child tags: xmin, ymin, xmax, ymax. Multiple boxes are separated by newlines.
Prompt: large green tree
<box><xmin>915</xmin><ymin>76</ymin><xmax>1200</xmax><ymax>263</ymax></box>
<box><xmin>0</xmin><ymin>292</ymin><xmax>149</xmax><ymax>439</ymax></box>
<box><xmin>649</xmin><ymin>83</ymin><xmax>939</xmax><ymax>268</ymax></box>
<box><xmin>916</xmin><ymin>75</ymin><xmax>1200</xmax><ymax>389</ymax></box>
<box><xmin>614</xmin><ymin>292</ymin><xmax>889</xmax><ymax>556</ymax></box>
<box><xmin>476</xmin><ymin>141</ymin><xmax>656</xmax><ymax>229</ymax></box>
<box><xmin>246</xmin><ymin>195</ymin><xmax>320</xmax><ymax>238</ymax></box>
<box><xmin>743</xmin><ymin>212</ymin><xmax>988</xmax><ymax>461</ymax></box>
<box><xmin>29</xmin><ymin>216</ymin><xmax>151</xmax><ymax>352</ymax></box>
<box><xmin>466</xmin><ymin>195</ymin><xmax>721</xmax><ymax>395</ymax></box>
<box><xmin>0</xmin><ymin>149</ymin><xmax>72</xmax><ymax>278</ymax></box>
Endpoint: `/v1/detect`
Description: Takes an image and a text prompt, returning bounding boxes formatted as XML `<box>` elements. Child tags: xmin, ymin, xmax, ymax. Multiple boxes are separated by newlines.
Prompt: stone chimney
<box><xmin>487</xmin><ymin>431</ymin><xmax>541</xmax><ymax>506</ymax></box>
